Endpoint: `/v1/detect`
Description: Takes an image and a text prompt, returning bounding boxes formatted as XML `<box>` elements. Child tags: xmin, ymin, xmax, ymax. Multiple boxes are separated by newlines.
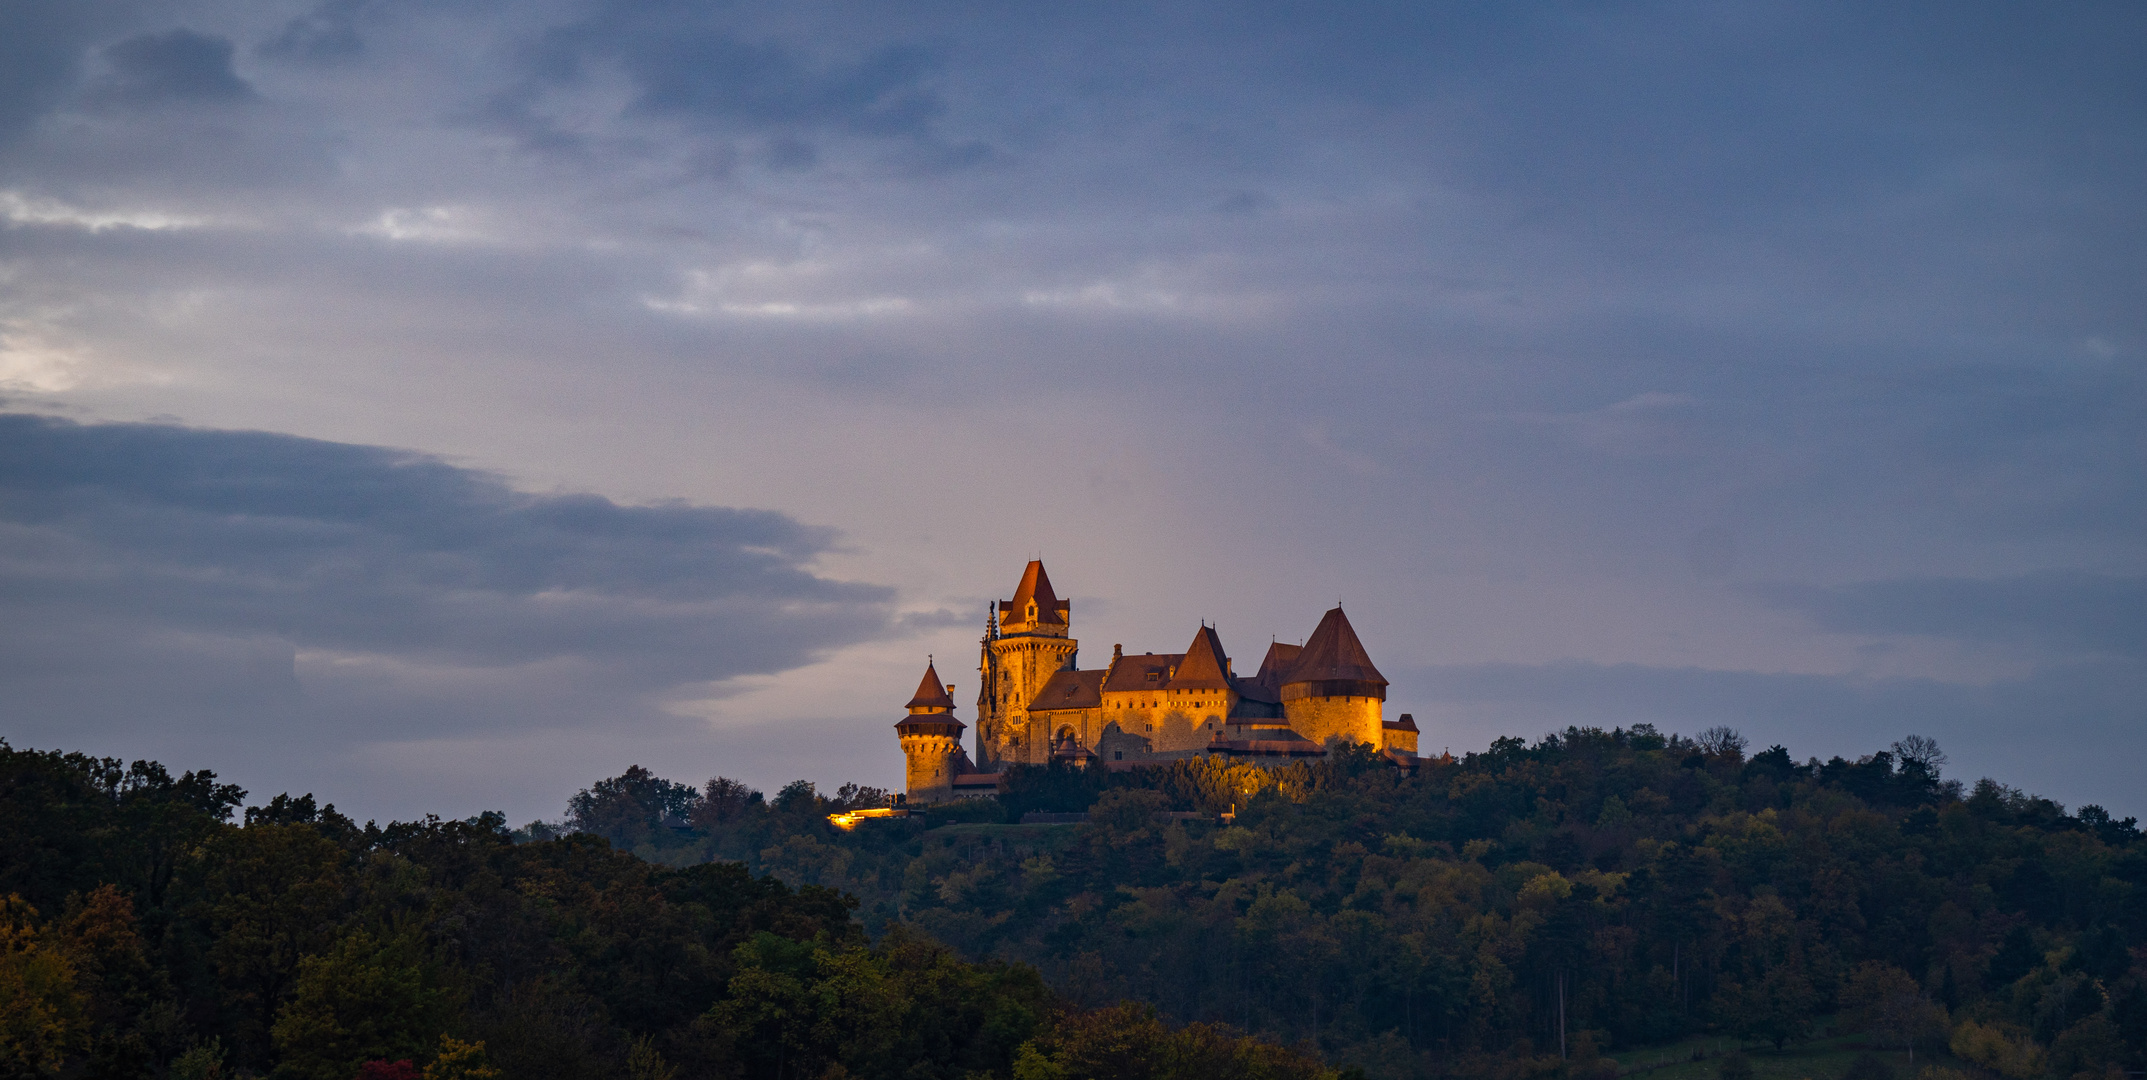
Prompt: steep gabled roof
<box><xmin>1254</xmin><ymin>642</ymin><xmax>1303</xmax><ymax>690</ymax></box>
<box><xmin>1166</xmin><ymin>625</ymin><xmax>1232</xmax><ymax>690</ymax></box>
<box><xmin>1101</xmin><ymin>652</ymin><xmax>1182</xmax><ymax>693</ymax></box>
<box><xmin>1001</xmin><ymin>560</ymin><xmax>1070</xmax><ymax>625</ymax></box>
<box><xmin>905</xmin><ymin>662</ymin><xmax>956</xmax><ymax>711</ymax></box>
<box><xmin>1282</xmin><ymin>607</ymin><xmax>1386</xmax><ymax>687</ymax></box>
<box><xmin>1032</xmin><ymin>669</ymin><xmax>1106</xmax><ymax>711</ymax></box>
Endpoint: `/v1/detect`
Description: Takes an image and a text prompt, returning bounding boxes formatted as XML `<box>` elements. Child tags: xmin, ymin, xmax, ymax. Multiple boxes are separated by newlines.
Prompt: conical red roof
<box><xmin>1002</xmin><ymin>560</ymin><xmax>1069</xmax><ymax>626</ymax></box>
<box><xmin>1283</xmin><ymin>607</ymin><xmax>1386</xmax><ymax>687</ymax></box>
<box><xmin>905</xmin><ymin>662</ymin><xmax>956</xmax><ymax>710</ymax></box>
<box><xmin>1166</xmin><ymin>625</ymin><xmax>1232</xmax><ymax>690</ymax></box>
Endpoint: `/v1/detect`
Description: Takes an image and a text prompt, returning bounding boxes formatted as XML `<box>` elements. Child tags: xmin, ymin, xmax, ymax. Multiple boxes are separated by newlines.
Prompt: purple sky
<box><xmin>2</xmin><ymin>1</ymin><xmax>2141</xmax><ymax>823</ymax></box>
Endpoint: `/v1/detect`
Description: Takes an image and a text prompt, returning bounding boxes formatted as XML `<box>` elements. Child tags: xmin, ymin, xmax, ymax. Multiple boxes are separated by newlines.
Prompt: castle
<box><xmin>896</xmin><ymin>561</ymin><xmax>1419</xmax><ymax>803</ymax></box>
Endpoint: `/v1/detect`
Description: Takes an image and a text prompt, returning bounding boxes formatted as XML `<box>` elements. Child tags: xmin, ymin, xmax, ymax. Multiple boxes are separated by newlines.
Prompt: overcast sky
<box><xmin>2</xmin><ymin>0</ymin><xmax>2141</xmax><ymax>824</ymax></box>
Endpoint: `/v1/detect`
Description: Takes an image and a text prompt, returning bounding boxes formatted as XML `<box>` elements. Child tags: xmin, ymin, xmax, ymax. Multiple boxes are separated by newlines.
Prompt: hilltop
<box><xmin>567</xmin><ymin>727</ymin><xmax>2146</xmax><ymax>1079</ymax></box>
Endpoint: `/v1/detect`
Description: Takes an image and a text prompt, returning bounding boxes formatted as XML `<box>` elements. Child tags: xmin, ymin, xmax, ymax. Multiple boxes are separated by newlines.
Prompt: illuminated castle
<box><xmin>896</xmin><ymin>561</ymin><xmax>1418</xmax><ymax>803</ymax></box>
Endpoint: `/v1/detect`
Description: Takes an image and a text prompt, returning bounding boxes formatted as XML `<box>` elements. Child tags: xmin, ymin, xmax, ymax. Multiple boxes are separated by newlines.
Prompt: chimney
<box><xmin>945</xmin><ymin>684</ymin><xmax>955</xmax><ymax>696</ymax></box>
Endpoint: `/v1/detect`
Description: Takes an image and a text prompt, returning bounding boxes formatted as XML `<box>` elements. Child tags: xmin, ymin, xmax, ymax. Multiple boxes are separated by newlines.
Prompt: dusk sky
<box><xmin>2</xmin><ymin>1</ymin><xmax>2141</xmax><ymax>825</ymax></box>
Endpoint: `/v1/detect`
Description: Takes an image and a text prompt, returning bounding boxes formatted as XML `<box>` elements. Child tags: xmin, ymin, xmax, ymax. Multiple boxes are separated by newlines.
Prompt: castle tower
<box><xmin>1280</xmin><ymin>606</ymin><xmax>1388</xmax><ymax>749</ymax></box>
<box><xmin>977</xmin><ymin>561</ymin><xmax>1079</xmax><ymax>767</ymax></box>
<box><xmin>895</xmin><ymin>661</ymin><xmax>968</xmax><ymax>803</ymax></box>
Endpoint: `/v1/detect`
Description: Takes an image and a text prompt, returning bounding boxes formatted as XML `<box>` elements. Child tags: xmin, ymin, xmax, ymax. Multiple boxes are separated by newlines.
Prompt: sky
<box><xmin>1</xmin><ymin>0</ymin><xmax>2141</xmax><ymax>825</ymax></box>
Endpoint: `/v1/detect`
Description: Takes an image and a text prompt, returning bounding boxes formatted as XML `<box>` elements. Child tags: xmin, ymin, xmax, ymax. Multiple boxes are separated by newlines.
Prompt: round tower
<box><xmin>977</xmin><ymin>560</ymin><xmax>1078</xmax><ymax>767</ymax></box>
<box><xmin>895</xmin><ymin>661</ymin><xmax>967</xmax><ymax>804</ymax></box>
<box><xmin>1280</xmin><ymin>606</ymin><xmax>1387</xmax><ymax>749</ymax></box>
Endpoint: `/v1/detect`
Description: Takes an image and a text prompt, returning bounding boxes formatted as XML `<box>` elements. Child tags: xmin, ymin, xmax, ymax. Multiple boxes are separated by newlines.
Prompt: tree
<box><xmin>1720</xmin><ymin>965</ymin><xmax>1816</xmax><ymax>1050</ymax></box>
<box><xmin>1841</xmin><ymin>962</ymin><xmax>1947</xmax><ymax>1064</ymax></box>
<box><xmin>566</xmin><ymin>766</ymin><xmax>699</xmax><ymax>847</ymax></box>
<box><xmin>169</xmin><ymin>1039</ymin><xmax>228</xmax><ymax>1080</ymax></box>
<box><xmin>691</xmin><ymin>777</ymin><xmax>761</xmax><ymax>827</ymax></box>
<box><xmin>422</xmin><ymin>1036</ymin><xmax>500</xmax><ymax>1080</ymax></box>
<box><xmin>771</xmin><ymin>780</ymin><xmax>819</xmax><ymax>813</ymax></box>
<box><xmin>0</xmin><ymin>897</ymin><xmax>85</xmax><ymax>1078</ymax></box>
<box><xmin>830</xmin><ymin>783</ymin><xmax>893</xmax><ymax>811</ymax></box>
<box><xmin>1986</xmin><ymin>925</ymin><xmax>2040</xmax><ymax>988</ymax></box>
<box><xmin>1696</xmin><ymin>727</ymin><xmax>1749</xmax><ymax>760</ymax></box>
<box><xmin>623</xmin><ymin>1035</ymin><xmax>675</xmax><ymax>1080</ymax></box>
<box><xmin>1891</xmin><ymin>736</ymin><xmax>1946</xmax><ymax>776</ymax></box>
<box><xmin>1012</xmin><ymin>1001</ymin><xmax>1339</xmax><ymax>1080</ymax></box>
<box><xmin>188</xmin><ymin>820</ymin><xmax>352</xmax><ymax>1061</ymax></box>
<box><xmin>269</xmin><ymin>930</ymin><xmax>447</xmax><ymax>1080</ymax></box>
<box><xmin>1951</xmin><ymin>1020</ymin><xmax>2045</xmax><ymax>1080</ymax></box>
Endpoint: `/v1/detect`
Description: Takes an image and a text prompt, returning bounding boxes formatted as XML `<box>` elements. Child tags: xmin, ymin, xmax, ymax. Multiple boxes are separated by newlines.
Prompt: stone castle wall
<box><xmin>1281</xmin><ymin>695</ymin><xmax>1384</xmax><ymax>749</ymax></box>
<box><xmin>900</xmin><ymin>732</ymin><xmax>964</xmax><ymax>802</ymax></box>
<box><xmin>982</xmin><ymin>633</ymin><xmax>1077</xmax><ymax>766</ymax></box>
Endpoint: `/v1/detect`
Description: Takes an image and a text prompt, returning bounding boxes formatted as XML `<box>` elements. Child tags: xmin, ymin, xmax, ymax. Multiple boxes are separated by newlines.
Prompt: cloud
<box><xmin>0</xmin><ymin>0</ymin><xmax>133</xmax><ymax>148</ymax></box>
<box><xmin>0</xmin><ymin>319</ymin><xmax>93</xmax><ymax>391</ymax></box>
<box><xmin>1753</xmin><ymin>572</ymin><xmax>2147</xmax><ymax>659</ymax></box>
<box><xmin>0</xmin><ymin>189</ymin><xmax>209</xmax><ymax>232</ymax></box>
<box><xmin>96</xmin><ymin>29</ymin><xmax>255</xmax><ymax>106</ymax></box>
<box><xmin>494</xmin><ymin>1</ymin><xmax>976</xmax><ymax>169</ymax></box>
<box><xmin>0</xmin><ymin>414</ymin><xmax>897</xmax><ymax>807</ymax></box>
<box><xmin>259</xmin><ymin>0</ymin><xmax>368</xmax><ymax>65</ymax></box>
<box><xmin>0</xmin><ymin>412</ymin><xmax>890</xmax><ymax>672</ymax></box>
<box><xmin>0</xmin><ymin>0</ymin><xmax>2138</xmax><ymax>824</ymax></box>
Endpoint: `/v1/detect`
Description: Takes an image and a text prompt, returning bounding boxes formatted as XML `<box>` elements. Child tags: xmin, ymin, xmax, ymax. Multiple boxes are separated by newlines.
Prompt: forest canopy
<box><xmin>2</xmin><ymin>725</ymin><xmax>2141</xmax><ymax>1080</ymax></box>
<box><xmin>557</xmin><ymin>727</ymin><xmax>2145</xmax><ymax>1079</ymax></box>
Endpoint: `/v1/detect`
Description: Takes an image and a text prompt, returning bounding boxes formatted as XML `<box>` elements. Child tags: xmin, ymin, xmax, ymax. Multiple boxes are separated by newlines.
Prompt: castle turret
<box><xmin>1279</xmin><ymin>606</ymin><xmax>1388</xmax><ymax>749</ymax></box>
<box><xmin>999</xmin><ymin>560</ymin><xmax>1070</xmax><ymax>636</ymax></box>
<box><xmin>977</xmin><ymin>561</ymin><xmax>1079</xmax><ymax>767</ymax></box>
<box><xmin>895</xmin><ymin>662</ymin><xmax>968</xmax><ymax>804</ymax></box>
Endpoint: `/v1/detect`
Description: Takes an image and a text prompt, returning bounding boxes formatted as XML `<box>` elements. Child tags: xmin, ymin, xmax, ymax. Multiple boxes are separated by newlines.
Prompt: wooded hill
<box><xmin>4</xmin><ymin>727</ymin><xmax>2141</xmax><ymax>1080</ymax></box>
<box><xmin>0</xmin><ymin>741</ymin><xmax>1336</xmax><ymax>1080</ymax></box>
<box><xmin>562</xmin><ymin>728</ymin><xmax>2146</xmax><ymax>1080</ymax></box>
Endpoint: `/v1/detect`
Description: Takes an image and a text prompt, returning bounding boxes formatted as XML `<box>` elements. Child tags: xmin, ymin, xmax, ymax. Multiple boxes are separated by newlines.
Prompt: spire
<box><xmin>1284</xmin><ymin>607</ymin><xmax>1387</xmax><ymax>687</ymax></box>
<box><xmin>1166</xmin><ymin>624</ymin><xmax>1233</xmax><ymax>690</ymax></box>
<box><xmin>1000</xmin><ymin>560</ymin><xmax>1069</xmax><ymax>628</ymax></box>
<box><xmin>905</xmin><ymin>661</ymin><xmax>956</xmax><ymax>712</ymax></box>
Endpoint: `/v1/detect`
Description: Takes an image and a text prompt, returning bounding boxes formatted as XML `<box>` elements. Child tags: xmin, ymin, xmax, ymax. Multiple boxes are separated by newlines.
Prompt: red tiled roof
<box><xmin>1102</xmin><ymin>652</ymin><xmax>1182</xmax><ymax>693</ymax></box>
<box><xmin>1384</xmin><ymin>713</ymin><xmax>1419</xmax><ymax>732</ymax></box>
<box><xmin>894</xmin><ymin>713</ymin><xmax>965</xmax><ymax>735</ymax></box>
<box><xmin>1210</xmin><ymin>727</ymin><xmax>1327</xmax><ymax>757</ymax></box>
<box><xmin>1001</xmin><ymin>560</ymin><xmax>1070</xmax><ymax>626</ymax></box>
<box><xmin>1033</xmin><ymin>669</ymin><xmax>1106</xmax><ymax>710</ymax></box>
<box><xmin>905</xmin><ymin>662</ymin><xmax>956</xmax><ymax>710</ymax></box>
<box><xmin>1283</xmin><ymin>607</ymin><xmax>1386</xmax><ymax>687</ymax></box>
<box><xmin>1254</xmin><ymin>642</ymin><xmax>1302</xmax><ymax>690</ymax></box>
<box><xmin>1166</xmin><ymin>625</ymin><xmax>1232</xmax><ymax>690</ymax></box>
